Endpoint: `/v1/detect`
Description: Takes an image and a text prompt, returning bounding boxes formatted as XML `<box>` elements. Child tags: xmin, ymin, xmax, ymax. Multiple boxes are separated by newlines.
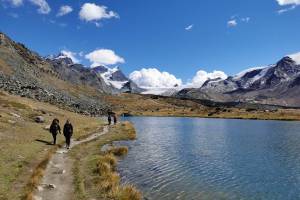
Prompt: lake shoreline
<box><xmin>121</xmin><ymin>113</ymin><xmax>300</xmax><ymax>122</ymax></box>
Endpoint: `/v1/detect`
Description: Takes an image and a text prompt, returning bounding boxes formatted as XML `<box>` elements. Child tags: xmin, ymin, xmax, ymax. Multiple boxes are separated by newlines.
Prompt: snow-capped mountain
<box><xmin>47</xmin><ymin>52</ymin><xmax>143</xmax><ymax>94</ymax></box>
<box><xmin>176</xmin><ymin>56</ymin><xmax>300</xmax><ymax>107</ymax></box>
<box><xmin>92</xmin><ymin>65</ymin><xmax>144</xmax><ymax>93</ymax></box>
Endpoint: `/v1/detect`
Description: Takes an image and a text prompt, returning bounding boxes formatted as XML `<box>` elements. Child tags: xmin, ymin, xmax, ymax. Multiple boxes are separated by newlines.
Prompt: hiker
<box><xmin>63</xmin><ymin>119</ymin><xmax>73</xmax><ymax>149</ymax></box>
<box><xmin>49</xmin><ymin>118</ymin><xmax>61</xmax><ymax>145</ymax></box>
<box><xmin>113</xmin><ymin>113</ymin><xmax>117</xmax><ymax>125</ymax></box>
<box><xmin>108</xmin><ymin>112</ymin><xmax>112</xmax><ymax>125</ymax></box>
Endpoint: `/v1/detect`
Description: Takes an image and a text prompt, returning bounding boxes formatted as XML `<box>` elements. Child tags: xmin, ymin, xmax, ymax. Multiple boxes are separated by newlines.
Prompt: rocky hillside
<box><xmin>176</xmin><ymin>56</ymin><xmax>300</xmax><ymax>107</ymax></box>
<box><xmin>0</xmin><ymin>32</ymin><xmax>112</xmax><ymax>115</ymax></box>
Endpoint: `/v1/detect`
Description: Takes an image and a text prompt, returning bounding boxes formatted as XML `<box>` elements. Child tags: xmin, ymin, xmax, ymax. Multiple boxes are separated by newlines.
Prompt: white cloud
<box><xmin>185</xmin><ymin>24</ymin><xmax>193</xmax><ymax>31</ymax></box>
<box><xmin>241</xmin><ymin>17</ymin><xmax>250</xmax><ymax>22</ymax></box>
<box><xmin>79</xmin><ymin>3</ymin><xmax>118</xmax><ymax>23</ymax></box>
<box><xmin>28</xmin><ymin>0</ymin><xmax>50</xmax><ymax>14</ymax></box>
<box><xmin>57</xmin><ymin>5</ymin><xmax>73</xmax><ymax>17</ymax></box>
<box><xmin>61</xmin><ymin>50</ymin><xmax>80</xmax><ymax>63</ymax></box>
<box><xmin>276</xmin><ymin>0</ymin><xmax>300</xmax><ymax>5</ymax></box>
<box><xmin>277</xmin><ymin>5</ymin><xmax>297</xmax><ymax>13</ymax></box>
<box><xmin>5</xmin><ymin>0</ymin><xmax>23</xmax><ymax>6</ymax></box>
<box><xmin>227</xmin><ymin>19</ymin><xmax>237</xmax><ymax>27</ymax></box>
<box><xmin>4</xmin><ymin>0</ymin><xmax>50</xmax><ymax>14</ymax></box>
<box><xmin>288</xmin><ymin>52</ymin><xmax>300</xmax><ymax>64</ymax></box>
<box><xmin>129</xmin><ymin>68</ymin><xmax>182</xmax><ymax>88</ymax></box>
<box><xmin>187</xmin><ymin>70</ymin><xmax>228</xmax><ymax>88</ymax></box>
<box><xmin>85</xmin><ymin>49</ymin><xmax>124</xmax><ymax>67</ymax></box>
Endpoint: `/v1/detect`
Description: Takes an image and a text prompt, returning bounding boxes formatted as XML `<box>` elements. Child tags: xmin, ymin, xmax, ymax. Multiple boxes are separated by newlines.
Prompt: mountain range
<box><xmin>1</xmin><ymin>31</ymin><xmax>300</xmax><ymax>111</ymax></box>
<box><xmin>176</xmin><ymin>56</ymin><xmax>300</xmax><ymax>107</ymax></box>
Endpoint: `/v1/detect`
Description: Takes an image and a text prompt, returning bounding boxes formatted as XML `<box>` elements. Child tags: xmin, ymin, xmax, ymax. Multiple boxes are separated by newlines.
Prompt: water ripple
<box><xmin>118</xmin><ymin>117</ymin><xmax>300</xmax><ymax>200</ymax></box>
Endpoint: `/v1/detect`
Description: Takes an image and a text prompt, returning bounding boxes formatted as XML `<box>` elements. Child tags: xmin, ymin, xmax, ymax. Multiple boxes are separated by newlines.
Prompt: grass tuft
<box><xmin>117</xmin><ymin>184</ymin><xmax>142</xmax><ymax>200</ymax></box>
<box><xmin>108</xmin><ymin>146</ymin><xmax>129</xmax><ymax>157</ymax></box>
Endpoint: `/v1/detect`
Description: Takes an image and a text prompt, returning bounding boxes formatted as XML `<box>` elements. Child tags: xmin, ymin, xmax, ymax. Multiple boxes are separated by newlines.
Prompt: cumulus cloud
<box><xmin>187</xmin><ymin>70</ymin><xmax>228</xmax><ymax>88</ymax></box>
<box><xmin>185</xmin><ymin>24</ymin><xmax>193</xmax><ymax>31</ymax></box>
<box><xmin>227</xmin><ymin>19</ymin><xmax>237</xmax><ymax>27</ymax></box>
<box><xmin>85</xmin><ymin>49</ymin><xmax>124</xmax><ymax>67</ymax></box>
<box><xmin>129</xmin><ymin>68</ymin><xmax>182</xmax><ymax>88</ymax></box>
<box><xmin>276</xmin><ymin>0</ymin><xmax>300</xmax><ymax>5</ymax></box>
<box><xmin>28</xmin><ymin>0</ymin><xmax>50</xmax><ymax>14</ymax></box>
<box><xmin>79</xmin><ymin>3</ymin><xmax>118</xmax><ymax>24</ymax></box>
<box><xmin>57</xmin><ymin>5</ymin><xmax>73</xmax><ymax>17</ymax></box>
<box><xmin>61</xmin><ymin>50</ymin><xmax>80</xmax><ymax>63</ymax></box>
<box><xmin>276</xmin><ymin>0</ymin><xmax>300</xmax><ymax>13</ymax></box>
<box><xmin>288</xmin><ymin>52</ymin><xmax>300</xmax><ymax>64</ymax></box>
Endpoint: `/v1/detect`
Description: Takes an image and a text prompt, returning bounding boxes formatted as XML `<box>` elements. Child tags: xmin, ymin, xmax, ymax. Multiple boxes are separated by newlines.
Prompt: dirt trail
<box><xmin>33</xmin><ymin>126</ymin><xmax>108</xmax><ymax>200</ymax></box>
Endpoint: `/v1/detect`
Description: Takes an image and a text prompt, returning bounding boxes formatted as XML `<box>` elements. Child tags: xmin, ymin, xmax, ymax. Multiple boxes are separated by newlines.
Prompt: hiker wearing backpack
<box><xmin>63</xmin><ymin>119</ymin><xmax>73</xmax><ymax>149</ymax></box>
<box><xmin>50</xmin><ymin>118</ymin><xmax>61</xmax><ymax>145</ymax></box>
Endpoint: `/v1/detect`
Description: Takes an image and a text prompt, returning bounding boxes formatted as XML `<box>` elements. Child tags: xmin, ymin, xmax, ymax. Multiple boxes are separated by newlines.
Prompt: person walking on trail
<box><xmin>108</xmin><ymin>112</ymin><xmax>112</xmax><ymax>125</ymax></box>
<box><xmin>113</xmin><ymin>113</ymin><xmax>117</xmax><ymax>125</ymax></box>
<box><xmin>63</xmin><ymin>119</ymin><xmax>73</xmax><ymax>149</ymax></box>
<box><xmin>50</xmin><ymin>118</ymin><xmax>61</xmax><ymax>145</ymax></box>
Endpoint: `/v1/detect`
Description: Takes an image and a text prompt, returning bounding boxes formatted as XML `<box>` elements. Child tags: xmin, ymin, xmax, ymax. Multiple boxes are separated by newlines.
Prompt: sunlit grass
<box><xmin>71</xmin><ymin>122</ymin><xmax>142</xmax><ymax>200</ymax></box>
<box><xmin>0</xmin><ymin>92</ymin><xmax>104</xmax><ymax>199</ymax></box>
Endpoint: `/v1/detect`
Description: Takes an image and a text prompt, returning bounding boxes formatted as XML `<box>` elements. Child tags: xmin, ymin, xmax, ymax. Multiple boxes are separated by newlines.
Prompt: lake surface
<box><xmin>117</xmin><ymin>117</ymin><xmax>300</xmax><ymax>200</ymax></box>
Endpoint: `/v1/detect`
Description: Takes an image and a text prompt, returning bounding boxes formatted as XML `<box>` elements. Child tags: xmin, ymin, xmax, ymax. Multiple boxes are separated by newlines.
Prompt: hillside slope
<box><xmin>0</xmin><ymin>33</ymin><xmax>118</xmax><ymax>115</ymax></box>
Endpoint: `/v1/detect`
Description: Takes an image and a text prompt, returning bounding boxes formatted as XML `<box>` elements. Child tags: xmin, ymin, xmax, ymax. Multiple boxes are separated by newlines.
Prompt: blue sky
<box><xmin>1</xmin><ymin>0</ymin><xmax>300</xmax><ymax>87</ymax></box>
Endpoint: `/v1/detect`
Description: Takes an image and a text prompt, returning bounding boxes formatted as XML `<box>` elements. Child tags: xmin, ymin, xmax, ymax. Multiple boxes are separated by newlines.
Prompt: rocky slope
<box><xmin>0</xmin><ymin>32</ymin><xmax>111</xmax><ymax>115</ymax></box>
<box><xmin>176</xmin><ymin>56</ymin><xmax>300</xmax><ymax>107</ymax></box>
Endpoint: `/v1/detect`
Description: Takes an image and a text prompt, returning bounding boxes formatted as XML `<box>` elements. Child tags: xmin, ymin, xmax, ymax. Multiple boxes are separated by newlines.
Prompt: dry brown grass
<box><xmin>71</xmin><ymin>122</ymin><xmax>142</xmax><ymax>200</ymax></box>
<box><xmin>0</xmin><ymin>91</ymin><xmax>104</xmax><ymax>199</ymax></box>
<box><xmin>108</xmin><ymin>146</ymin><xmax>129</xmax><ymax>157</ymax></box>
<box><xmin>117</xmin><ymin>184</ymin><xmax>142</xmax><ymax>200</ymax></box>
<box><xmin>104</xmin><ymin>93</ymin><xmax>300</xmax><ymax>121</ymax></box>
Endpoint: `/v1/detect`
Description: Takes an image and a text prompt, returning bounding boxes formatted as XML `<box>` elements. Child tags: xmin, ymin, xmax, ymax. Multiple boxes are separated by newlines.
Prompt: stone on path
<box><xmin>35</xmin><ymin>116</ymin><xmax>45</xmax><ymax>123</ymax></box>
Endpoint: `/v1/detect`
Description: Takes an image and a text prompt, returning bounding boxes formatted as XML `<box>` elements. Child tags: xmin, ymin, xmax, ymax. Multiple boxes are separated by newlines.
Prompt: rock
<box><xmin>43</xmin><ymin>184</ymin><xmax>56</xmax><ymax>190</ymax></box>
<box><xmin>44</xmin><ymin>125</ymin><xmax>50</xmax><ymax>130</ymax></box>
<box><xmin>33</xmin><ymin>195</ymin><xmax>42</xmax><ymax>200</ymax></box>
<box><xmin>8</xmin><ymin>120</ymin><xmax>16</xmax><ymax>124</ymax></box>
<box><xmin>10</xmin><ymin>112</ymin><xmax>21</xmax><ymax>118</ymax></box>
<box><xmin>35</xmin><ymin>116</ymin><xmax>45</xmax><ymax>123</ymax></box>
<box><xmin>53</xmin><ymin>169</ymin><xmax>65</xmax><ymax>174</ymax></box>
<box><xmin>37</xmin><ymin>186</ymin><xmax>44</xmax><ymax>191</ymax></box>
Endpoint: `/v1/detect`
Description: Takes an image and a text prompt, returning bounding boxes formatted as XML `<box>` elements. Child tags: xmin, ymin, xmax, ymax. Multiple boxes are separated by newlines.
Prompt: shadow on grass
<box><xmin>35</xmin><ymin>139</ymin><xmax>53</xmax><ymax>146</ymax></box>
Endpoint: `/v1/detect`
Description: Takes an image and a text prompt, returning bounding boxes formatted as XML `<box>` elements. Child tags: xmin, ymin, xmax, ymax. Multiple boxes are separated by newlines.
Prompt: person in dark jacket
<box><xmin>63</xmin><ymin>119</ymin><xmax>73</xmax><ymax>149</ymax></box>
<box><xmin>113</xmin><ymin>113</ymin><xmax>117</xmax><ymax>125</ymax></box>
<box><xmin>108</xmin><ymin>111</ymin><xmax>112</xmax><ymax>125</ymax></box>
<box><xmin>49</xmin><ymin>118</ymin><xmax>61</xmax><ymax>145</ymax></box>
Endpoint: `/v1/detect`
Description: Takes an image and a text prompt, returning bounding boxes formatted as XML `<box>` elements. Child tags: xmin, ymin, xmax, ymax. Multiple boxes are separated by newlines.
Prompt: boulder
<box><xmin>35</xmin><ymin>116</ymin><xmax>45</xmax><ymax>123</ymax></box>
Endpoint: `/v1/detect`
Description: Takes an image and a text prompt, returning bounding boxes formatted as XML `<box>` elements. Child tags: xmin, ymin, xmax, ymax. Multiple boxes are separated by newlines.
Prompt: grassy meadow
<box><xmin>0</xmin><ymin>91</ymin><xmax>104</xmax><ymax>199</ymax></box>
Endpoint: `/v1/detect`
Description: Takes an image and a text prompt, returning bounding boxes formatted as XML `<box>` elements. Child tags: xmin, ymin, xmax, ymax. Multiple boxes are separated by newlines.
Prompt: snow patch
<box><xmin>97</xmin><ymin>66</ymin><xmax>128</xmax><ymax>89</ymax></box>
<box><xmin>288</xmin><ymin>52</ymin><xmax>300</xmax><ymax>65</ymax></box>
<box><xmin>141</xmin><ymin>86</ymin><xmax>182</xmax><ymax>96</ymax></box>
<box><xmin>233</xmin><ymin>66</ymin><xmax>267</xmax><ymax>80</ymax></box>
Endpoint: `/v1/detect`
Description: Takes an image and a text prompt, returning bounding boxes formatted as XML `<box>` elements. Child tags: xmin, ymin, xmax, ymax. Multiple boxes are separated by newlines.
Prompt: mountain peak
<box><xmin>288</xmin><ymin>52</ymin><xmax>300</xmax><ymax>65</ymax></box>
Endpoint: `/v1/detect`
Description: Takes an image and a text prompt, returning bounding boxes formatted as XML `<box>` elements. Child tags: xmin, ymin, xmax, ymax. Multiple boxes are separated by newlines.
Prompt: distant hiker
<box><xmin>108</xmin><ymin>112</ymin><xmax>112</xmax><ymax>125</ymax></box>
<box><xmin>63</xmin><ymin>119</ymin><xmax>73</xmax><ymax>149</ymax></box>
<box><xmin>49</xmin><ymin>118</ymin><xmax>61</xmax><ymax>145</ymax></box>
<box><xmin>113</xmin><ymin>113</ymin><xmax>117</xmax><ymax>125</ymax></box>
